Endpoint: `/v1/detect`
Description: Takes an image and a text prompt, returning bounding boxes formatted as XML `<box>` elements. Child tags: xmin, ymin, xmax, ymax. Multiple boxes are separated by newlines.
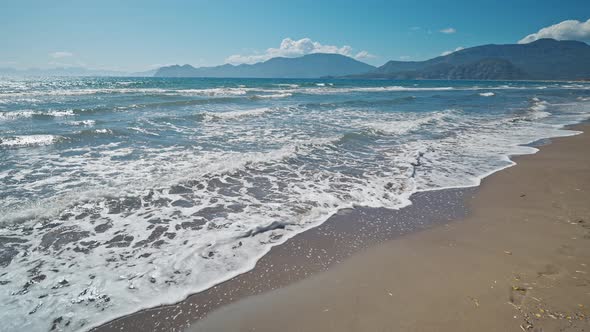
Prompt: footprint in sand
<box><xmin>537</xmin><ymin>264</ymin><xmax>560</xmax><ymax>277</ymax></box>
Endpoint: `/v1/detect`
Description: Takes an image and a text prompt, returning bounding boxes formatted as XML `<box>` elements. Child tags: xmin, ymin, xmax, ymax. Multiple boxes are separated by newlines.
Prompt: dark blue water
<box><xmin>1</xmin><ymin>77</ymin><xmax>589</xmax><ymax>331</ymax></box>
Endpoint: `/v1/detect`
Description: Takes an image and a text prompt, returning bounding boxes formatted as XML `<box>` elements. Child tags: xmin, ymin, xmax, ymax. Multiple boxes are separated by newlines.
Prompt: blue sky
<box><xmin>1</xmin><ymin>0</ymin><xmax>589</xmax><ymax>71</ymax></box>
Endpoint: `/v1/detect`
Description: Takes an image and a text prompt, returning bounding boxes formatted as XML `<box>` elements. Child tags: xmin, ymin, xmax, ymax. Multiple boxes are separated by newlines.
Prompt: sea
<box><xmin>1</xmin><ymin>77</ymin><xmax>589</xmax><ymax>331</ymax></box>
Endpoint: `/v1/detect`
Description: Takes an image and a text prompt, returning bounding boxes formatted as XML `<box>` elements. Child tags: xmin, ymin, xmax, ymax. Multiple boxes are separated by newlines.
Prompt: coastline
<box><xmin>94</xmin><ymin>179</ymin><xmax>475</xmax><ymax>332</ymax></box>
<box><xmin>95</xmin><ymin>123</ymin><xmax>589</xmax><ymax>332</ymax></box>
<box><xmin>190</xmin><ymin>123</ymin><xmax>590</xmax><ymax>332</ymax></box>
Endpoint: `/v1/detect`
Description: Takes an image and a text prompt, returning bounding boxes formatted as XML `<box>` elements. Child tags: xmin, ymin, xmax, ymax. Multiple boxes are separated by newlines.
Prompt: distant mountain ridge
<box><xmin>3</xmin><ymin>39</ymin><xmax>588</xmax><ymax>80</ymax></box>
<box><xmin>352</xmin><ymin>39</ymin><xmax>590</xmax><ymax>80</ymax></box>
<box><xmin>154</xmin><ymin>53</ymin><xmax>376</xmax><ymax>78</ymax></box>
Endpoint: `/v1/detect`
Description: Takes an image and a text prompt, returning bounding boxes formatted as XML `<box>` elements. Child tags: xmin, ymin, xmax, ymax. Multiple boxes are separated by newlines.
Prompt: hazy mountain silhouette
<box><xmin>351</xmin><ymin>39</ymin><xmax>590</xmax><ymax>80</ymax></box>
<box><xmin>4</xmin><ymin>39</ymin><xmax>588</xmax><ymax>80</ymax></box>
<box><xmin>154</xmin><ymin>53</ymin><xmax>376</xmax><ymax>78</ymax></box>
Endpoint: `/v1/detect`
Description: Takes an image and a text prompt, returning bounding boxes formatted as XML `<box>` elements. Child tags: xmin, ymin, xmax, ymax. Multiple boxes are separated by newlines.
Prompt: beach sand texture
<box><xmin>189</xmin><ymin>124</ymin><xmax>590</xmax><ymax>332</ymax></box>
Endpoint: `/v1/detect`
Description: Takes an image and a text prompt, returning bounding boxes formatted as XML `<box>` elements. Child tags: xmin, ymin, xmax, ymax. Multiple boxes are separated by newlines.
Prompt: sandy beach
<box><xmin>187</xmin><ymin>124</ymin><xmax>590</xmax><ymax>332</ymax></box>
<box><xmin>95</xmin><ymin>124</ymin><xmax>590</xmax><ymax>332</ymax></box>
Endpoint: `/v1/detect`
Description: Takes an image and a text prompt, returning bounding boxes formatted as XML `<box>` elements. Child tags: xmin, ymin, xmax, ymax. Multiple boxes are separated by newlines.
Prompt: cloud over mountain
<box><xmin>225</xmin><ymin>38</ymin><xmax>374</xmax><ymax>64</ymax></box>
<box><xmin>519</xmin><ymin>18</ymin><xmax>590</xmax><ymax>44</ymax></box>
<box><xmin>441</xmin><ymin>46</ymin><xmax>464</xmax><ymax>56</ymax></box>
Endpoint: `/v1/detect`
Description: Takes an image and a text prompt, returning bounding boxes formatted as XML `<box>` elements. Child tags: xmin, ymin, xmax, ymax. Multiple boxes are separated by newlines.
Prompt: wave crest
<box><xmin>0</xmin><ymin>134</ymin><xmax>62</xmax><ymax>147</ymax></box>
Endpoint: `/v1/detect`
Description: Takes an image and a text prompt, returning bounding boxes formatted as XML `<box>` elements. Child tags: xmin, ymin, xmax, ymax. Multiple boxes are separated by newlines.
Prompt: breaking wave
<box><xmin>0</xmin><ymin>134</ymin><xmax>62</xmax><ymax>147</ymax></box>
<box><xmin>202</xmin><ymin>107</ymin><xmax>276</xmax><ymax>120</ymax></box>
<box><xmin>479</xmin><ymin>92</ymin><xmax>495</xmax><ymax>97</ymax></box>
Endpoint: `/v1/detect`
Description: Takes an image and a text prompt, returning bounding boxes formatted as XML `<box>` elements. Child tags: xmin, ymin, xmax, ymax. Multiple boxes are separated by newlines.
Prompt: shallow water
<box><xmin>1</xmin><ymin>77</ymin><xmax>589</xmax><ymax>331</ymax></box>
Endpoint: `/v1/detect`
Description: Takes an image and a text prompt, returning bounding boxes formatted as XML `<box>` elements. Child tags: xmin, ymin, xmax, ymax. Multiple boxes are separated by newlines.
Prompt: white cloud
<box><xmin>225</xmin><ymin>38</ymin><xmax>374</xmax><ymax>64</ymax></box>
<box><xmin>439</xmin><ymin>27</ymin><xmax>456</xmax><ymax>34</ymax></box>
<box><xmin>355</xmin><ymin>50</ymin><xmax>376</xmax><ymax>59</ymax></box>
<box><xmin>148</xmin><ymin>63</ymin><xmax>177</xmax><ymax>69</ymax></box>
<box><xmin>441</xmin><ymin>46</ymin><xmax>465</xmax><ymax>56</ymax></box>
<box><xmin>399</xmin><ymin>55</ymin><xmax>411</xmax><ymax>60</ymax></box>
<box><xmin>50</xmin><ymin>51</ymin><xmax>73</xmax><ymax>58</ymax></box>
<box><xmin>519</xmin><ymin>18</ymin><xmax>590</xmax><ymax>44</ymax></box>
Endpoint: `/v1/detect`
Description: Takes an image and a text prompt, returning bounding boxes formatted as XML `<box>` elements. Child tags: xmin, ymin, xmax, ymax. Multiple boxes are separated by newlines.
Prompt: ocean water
<box><xmin>1</xmin><ymin>77</ymin><xmax>589</xmax><ymax>331</ymax></box>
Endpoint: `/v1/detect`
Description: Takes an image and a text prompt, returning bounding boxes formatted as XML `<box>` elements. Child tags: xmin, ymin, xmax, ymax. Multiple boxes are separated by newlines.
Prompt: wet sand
<box><xmin>95</xmin><ymin>181</ymin><xmax>474</xmax><ymax>331</ymax></box>
<box><xmin>190</xmin><ymin>124</ymin><xmax>590</xmax><ymax>332</ymax></box>
<box><xmin>96</xmin><ymin>124</ymin><xmax>590</xmax><ymax>332</ymax></box>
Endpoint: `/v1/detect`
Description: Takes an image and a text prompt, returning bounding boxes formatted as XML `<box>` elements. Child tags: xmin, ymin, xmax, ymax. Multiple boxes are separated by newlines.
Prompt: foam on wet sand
<box><xmin>98</xmin><ymin>126</ymin><xmax>590</xmax><ymax>331</ymax></box>
<box><xmin>188</xmin><ymin>124</ymin><xmax>590</xmax><ymax>332</ymax></box>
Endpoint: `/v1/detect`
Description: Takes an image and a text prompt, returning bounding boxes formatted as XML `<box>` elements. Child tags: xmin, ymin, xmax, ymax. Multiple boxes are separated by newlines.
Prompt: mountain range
<box><xmin>2</xmin><ymin>39</ymin><xmax>589</xmax><ymax>80</ymax></box>
<box><xmin>353</xmin><ymin>39</ymin><xmax>590</xmax><ymax>80</ymax></box>
<box><xmin>153</xmin><ymin>53</ymin><xmax>375</xmax><ymax>78</ymax></box>
<box><xmin>154</xmin><ymin>39</ymin><xmax>590</xmax><ymax>80</ymax></box>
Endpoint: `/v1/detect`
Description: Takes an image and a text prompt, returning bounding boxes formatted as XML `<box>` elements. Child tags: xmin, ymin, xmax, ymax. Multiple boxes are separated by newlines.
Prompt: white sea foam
<box><xmin>0</xmin><ymin>97</ymin><xmax>41</xmax><ymax>105</ymax></box>
<box><xmin>528</xmin><ymin>111</ymin><xmax>551</xmax><ymax>120</ymax></box>
<box><xmin>0</xmin><ymin>87</ymin><xmax>250</xmax><ymax>98</ymax></box>
<box><xmin>363</xmin><ymin>110</ymin><xmax>454</xmax><ymax>135</ymax></box>
<box><xmin>3</xmin><ymin>83</ymin><xmax>585</xmax><ymax>101</ymax></box>
<box><xmin>131</xmin><ymin>85</ymin><xmax>461</xmax><ymax>99</ymax></box>
<box><xmin>250</xmin><ymin>92</ymin><xmax>293</xmax><ymax>99</ymax></box>
<box><xmin>128</xmin><ymin>126</ymin><xmax>160</xmax><ymax>136</ymax></box>
<box><xmin>175</xmin><ymin>88</ymin><xmax>249</xmax><ymax>96</ymax></box>
<box><xmin>263</xmin><ymin>84</ymin><xmax>590</xmax><ymax>96</ymax></box>
<box><xmin>479</xmin><ymin>92</ymin><xmax>495</xmax><ymax>97</ymax></box>
<box><xmin>297</xmin><ymin>86</ymin><xmax>456</xmax><ymax>95</ymax></box>
<box><xmin>46</xmin><ymin>109</ymin><xmax>75</xmax><ymax>117</ymax></box>
<box><xmin>561</xmin><ymin>84</ymin><xmax>590</xmax><ymax>89</ymax></box>
<box><xmin>0</xmin><ymin>138</ymin><xmax>415</xmax><ymax>331</ymax></box>
<box><xmin>94</xmin><ymin>129</ymin><xmax>112</xmax><ymax>134</ymax></box>
<box><xmin>0</xmin><ymin>109</ymin><xmax>75</xmax><ymax>121</ymax></box>
<box><xmin>530</xmin><ymin>97</ymin><xmax>548</xmax><ymax>110</ymax></box>
<box><xmin>0</xmin><ymin>89</ymin><xmax>109</xmax><ymax>97</ymax></box>
<box><xmin>69</xmin><ymin>120</ymin><xmax>96</xmax><ymax>127</ymax></box>
<box><xmin>0</xmin><ymin>110</ymin><xmax>36</xmax><ymax>121</ymax></box>
<box><xmin>203</xmin><ymin>107</ymin><xmax>275</xmax><ymax>120</ymax></box>
<box><xmin>0</xmin><ymin>134</ymin><xmax>60</xmax><ymax>147</ymax></box>
<box><xmin>527</xmin><ymin>98</ymin><xmax>551</xmax><ymax>119</ymax></box>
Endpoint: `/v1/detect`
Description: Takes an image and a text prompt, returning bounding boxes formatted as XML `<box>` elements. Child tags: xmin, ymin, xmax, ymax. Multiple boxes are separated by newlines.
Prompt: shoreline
<box><xmin>94</xmin><ymin>183</ymin><xmax>475</xmax><ymax>332</ymax></box>
<box><xmin>191</xmin><ymin>123</ymin><xmax>590</xmax><ymax>332</ymax></box>
<box><xmin>94</xmin><ymin>123</ymin><xmax>589</xmax><ymax>332</ymax></box>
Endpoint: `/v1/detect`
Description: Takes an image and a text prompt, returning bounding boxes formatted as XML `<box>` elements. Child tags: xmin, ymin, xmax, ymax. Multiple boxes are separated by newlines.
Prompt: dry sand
<box><xmin>190</xmin><ymin>124</ymin><xmax>590</xmax><ymax>332</ymax></box>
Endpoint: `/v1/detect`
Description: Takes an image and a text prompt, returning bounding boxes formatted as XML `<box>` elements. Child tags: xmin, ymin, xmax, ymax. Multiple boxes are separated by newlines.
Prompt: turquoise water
<box><xmin>1</xmin><ymin>77</ymin><xmax>590</xmax><ymax>331</ymax></box>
